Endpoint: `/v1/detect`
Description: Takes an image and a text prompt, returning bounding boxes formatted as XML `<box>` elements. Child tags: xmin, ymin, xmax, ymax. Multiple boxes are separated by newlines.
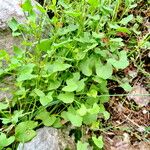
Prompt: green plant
<box><xmin>0</xmin><ymin>0</ymin><xmax>147</xmax><ymax>149</ymax></box>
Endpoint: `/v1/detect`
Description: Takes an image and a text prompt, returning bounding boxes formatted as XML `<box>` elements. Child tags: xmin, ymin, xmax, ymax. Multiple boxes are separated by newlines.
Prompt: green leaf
<box><xmin>77</xmin><ymin>104</ymin><xmax>87</xmax><ymax>116</ymax></box>
<box><xmin>103</xmin><ymin>111</ymin><xmax>110</xmax><ymax>120</ymax></box>
<box><xmin>48</xmin><ymin>80</ymin><xmax>61</xmax><ymax>90</ymax></box>
<box><xmin>92</xmin><ymin>32</ymin><xmax>105</xmax><ymax>39</ymax></box>
<box><xmin>0</xmin><ymin>69</ymin><xmax>4</xmax><ymax>76</ymax></box>
<box><xmin>91</xmin><ymin>121</ymin><xmax>100</xmax><ymax>131</ymax></box>
<box><xmin>7</xmin><ymin>18</ymin><xmax>18</xmax><ymax>32</ymax></box>
<box><xmin>120</xmin><ymin>82</ymin><xmax>132</xmax><ymax>92</ymax></box>
<box><xmin>83</xmin><ymin>113</ymin><xmax>97</xmax><ymax>125</ymax></box>
<box><xmin>71</xmin><ymin>72</ymin><xmax>80</xmax><ymax>81</ymax></box>
<box><xmin>15</xmin><ymin>121</ymin><xmax>37</xmax><ymax>142</ymax></box>
<box><xmin>52</xmin><ymin>118</ymin><xmax>62</xmax><ymax>128</ymax></box>
<box><xmin>75</xmin><ymin>32</ymin><xmax>96</xmax><ymax>43</ymax></box>
<box><xmin>88</xmin><ymin>0</ymin><xmax>99</xmax><ymax>7</ymax></box>
<box><xmin>76</xmin><ymin>78</ymin><xmax>87</xmax><ymax>92</ymax></box>
<box><xmin>116</xmin><ymin>27</ymin><xmax>131</xmax><ymax>34</ymax></box>
<box><xmin>58</xmin><ymin>92</ymin><xmax>74</xmax><ymax>103</ymax></box>
<box><xmin>57</xmin><ymin>24</ymin><xmax>78</xmax><ymax>36</ymax></box>
<box><xmin>62</xmin><ymin>74</ymin><xmax>79</xmax><ymax>92</ymax></box>
<box><xmin>96</xmin><ymin>62</ymin><xmax>113</xmax><ymax>79</ymax></box>
<box><xmin>34</xmin><ymin>89</ymin><xmax>53</xmax><ymax>106</ymax></box>
<box><xmin>36</xmin><ymin>39</ymin><xmax>51</xmax><ymax>51</ymax></box>
<box><xmin>46</xmin><ymin>62</ymin><xmax>71</xmax><ymax>73</ymax></box>
<box><xmin>0</xmin><ymin>103</ymin><xmax>8</xmax><ymax>111</ymax></box>
<box><xmin>36</xmin><ymin>109</ymin><xmax>56</xmax><ymax>126</ymax></box>
<box><xmin>92</xmin><ymin>136</ymin><xmax>104</xmax><ymax>148</ymax></box>
<box><xmin>40</xmin><ymin>95</ymin><xmax>53</xmax><ymax>106</ymax></box>
<box><xmin>34</xmin><ymin>88</ymin><xmax>45</xmax><ymax>97</ymax></box>
<box><xmin>53</xmin><ymin>39</ymin><xmax>72</xmax><ymax>48</ymax></box>
<box><xmin>0</xmin><ymin>50</ymin><xmax>9</xmax><ymax>61</ymax></box>
<box><xmin>87</xmin><ymin>89</ymin><xmax>97</xmax><ymax>98</ymax></box>
<box><xmin>35</xmin><ymin>3</ymin><xmax>46</xmax><ymax>13</ymax></box>
<box><xmin>18</xmin><ymin>63</ymin><xmax>35</xmax><ymax>74</ymax></box>
<box><xmin>17</xmin><ymin>74</ymin><xmax>37</xmax><ymax>81</ymax></box>
<box><xmin>11</xmin><ymin>110</ymin><xmax>24</xmax><ymax>124</ymax></box>
<box><xmin>66</xmin><ymin>112</ymin><xmax>83</xmax><ymax>127</ymax></box>
<box><xmin>64</xmin><ymin>11</ymin><xmax>81</xmax><ymax>17</ymax></box>
<box><xmin>83</xmin><ymin>43</ymin><xmax>98</xmax><ymax>53</ymax></box>
<box><xmin>120</xmin><ymin>15</ymin><xmax>134</xmax><ymax>25</ymax></box>
<box><xmin>77</xmin><ymin>141</ymin><xmax>89</xmax><ymax>150</ymax></box>
<box><xmin>13</xmin><ymin>46</ymin><xmax>25</xmax><ymax>58</ymax></box>
<box><xmin>79</xmin><ymin>58</ymin><xmax>92</xmax><ymax>76</ymax></box>
<box><xmin>52</xmin><ymin>0</ymin><xmax>57</xmax><ymax>5</ymax></box>
<box><xmin>21</xmin><ymin>0</ymin><xmax>33</xmax><ymax>12</ymax></box>
<box><xmin>0</xmin><ymin>110</ymin><xmax>25</xmax><ymax>125</ymax></box>
<box><xmin>107</xmin><ymin>50</ymin><xmax>129</xmax><ymax>69</ymax></box>
<box><xmin>12</xmin><ymin>32</ymin><xmax>21</xmax><ymax>37</ymax></box>
<box><xmin>99</xmin><ymin>104</ymin><xmax>110</xmax><ymax>120</ymax></box>
<box><xmin>88</xmin><ymin>103</ymin><xmax>100</xmax><ymax>114</ymax></box>
<box><xmin>62</xmin><ymin>82</ymin><xmax>78</xmax><ymax>92</ymax></box>
<box><xmin>0</xmin><ymin>133</ymin><xmax>15</xmax><ymax>149</ymax></box>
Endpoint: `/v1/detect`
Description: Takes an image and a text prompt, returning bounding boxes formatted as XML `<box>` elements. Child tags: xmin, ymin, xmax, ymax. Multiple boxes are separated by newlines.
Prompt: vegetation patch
<box><xmin>0</xmin><ymin>0</ymin><xmax>149</xmax><ymax>149</ymax></box>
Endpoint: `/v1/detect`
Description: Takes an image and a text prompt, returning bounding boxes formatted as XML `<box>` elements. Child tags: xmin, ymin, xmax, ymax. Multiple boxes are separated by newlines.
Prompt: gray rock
<box><xmin>0</xmin><ymin>0</ymin><xmax>24</xmax><ymax>101</ymax></box>
<box><xmin>0</xmin><ymin>76</ymin><xmax>14</xmax><ymax>101</ymax></box>
<box><xmin>0</xmin><ymin>29</ymin><xmax>20</xmax><ymax>55</ymax></box>
<box><xmin>0</xmin><ymin>0</ymin><xmax>25</xmax><ymax>54</ymax></box>
<box><xmin>0</xmin><ymin>0</ymin><xmax>25</xmax><ymax>30</ymax></box>
<box><xmin>17</xmin><ymin>127</ymin><xmax>76</xmax><ymax>150</ymax></box>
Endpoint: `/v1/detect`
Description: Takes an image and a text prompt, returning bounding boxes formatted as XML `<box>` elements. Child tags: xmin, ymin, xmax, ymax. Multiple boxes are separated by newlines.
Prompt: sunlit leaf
<box><xmin>77</xmin><ymin>141</ymin><xmax>89</xmax><ymax>150</ymax></box>
<box><xmin>96</xmin><ymin>62</ymin><xmax>113</xmax><ymax>79</ymax></box>
<box><xmin>36</xmin><ymin>108</ymin><xmax>56</xmax><ymax>126</ymax></box>
<box><xmin>107</xmin><ymin>51</ymin><xmax>129</xmax><ymax>69</ymax></box>
<box><xmin>65</xmin><ymin>111</ymin><xmax>83</xmax><ymax>127</ymax></box>
<box><xmin>15</xmin><ymin>121</ymin><xmax>37</xmax><ymax>142</ymax></box>
<box><xmin>92</xmin><ymin>136</ymin><xmax>104</xmax><ymax>148</ymax></box>
<box><xmin>58</xmin><ymin>92</ymin><xmax>74</xmax><ymax>103</ymax></box>
<box><xmin>0</xmin><ymin>133</ymin><xmax>15</xmax><ymax>149</ymax></box>
<box><xmin>120</xmin><ymin>15</ymin><xmax>134</xmax><ymax>25</ymax></box>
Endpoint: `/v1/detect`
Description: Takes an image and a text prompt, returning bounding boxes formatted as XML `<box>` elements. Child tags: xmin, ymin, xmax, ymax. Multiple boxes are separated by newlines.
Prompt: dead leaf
<box><xmin>127</xmin><ymin>85</ymin><xmax>150</xmax><ymax>107</ymax></box>
<box><xmin>129</xmin><ymin>141</ymin><xmax>150</xmax><ymax>150</ymax></box>
<box><xmin>104</xmin><ymin>133</ymin><xmax>131</xmax><ymax>150</ymax></box>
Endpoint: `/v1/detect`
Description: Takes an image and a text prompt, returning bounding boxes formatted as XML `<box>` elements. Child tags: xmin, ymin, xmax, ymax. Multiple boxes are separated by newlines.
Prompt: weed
<box><xmin>0</xmin><ymin>0</ymin><xmax>149</xmax><ymax>149</ymax></box>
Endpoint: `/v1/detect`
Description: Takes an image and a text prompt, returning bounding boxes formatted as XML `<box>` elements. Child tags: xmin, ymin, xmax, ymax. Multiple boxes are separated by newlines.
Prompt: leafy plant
<box><xmin>0</xmin><ymin>0</ymin><xmax>146</xmax><ymax>149</ymax></box>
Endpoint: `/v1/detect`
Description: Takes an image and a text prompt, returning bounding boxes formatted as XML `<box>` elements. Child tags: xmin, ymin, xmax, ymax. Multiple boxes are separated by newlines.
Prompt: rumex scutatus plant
<box><xmin>0</xmin><ymin>0</ymin><xmax>145</xmax><ymax>149</ymax></box>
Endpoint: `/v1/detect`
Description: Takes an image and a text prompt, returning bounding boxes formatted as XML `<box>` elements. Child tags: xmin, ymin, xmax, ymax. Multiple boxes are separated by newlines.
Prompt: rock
<box><xmin>17</xmin><ymin>127</ymin><xmax>76</xmax><ymax>150</ymax></box>
<box><xmin>0</xmin><ymin>0</ymin><xmax>25</xmax><ymax>30</ymax></box>
<box><xmin>127</xmin><ymin>85</ymin><xmax>150</xmax><ymax>107</ymax></box>
<box><xmin>0</xmin><ymin>0</ymin><xmax>25</xmax><ymax>54</ymax></box>
<box><xmin>0</xmin><ymin>30</ymin><xmax>20</xmax><ymax>55</ymax></box>
<box><xmin>0</xmin><ymin>76</ymin><xmax>14</xmax><ymax>101</ymax></box>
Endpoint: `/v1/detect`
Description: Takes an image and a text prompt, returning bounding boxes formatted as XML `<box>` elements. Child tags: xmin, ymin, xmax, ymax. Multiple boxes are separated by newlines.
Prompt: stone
<box><xmin>0</xmin><ymin>30</ymin><xmax>20</xmax><ymax>55</ymax></box>
<box><xmin>127</xmin><ymin>85</ymin><xmax>150</xmax><ymax>107</ymax></box>
<box><xmin>0</xmin><ymin>76</ymin><xmax>14</xmax><ymax>101</ymax></box>
<box><xmin>0</xmin><ymin>0</ymin><xmax>25</xmax><ymax>30</ymax></box>
<box><xmin>17</xmin><ymin>127</ymin><xmax>76</xmax><ymax>150</ymax></box>
<box><xmin>0</xmin><ymin>0</ymin><xmax>25</xmax><ymax>101</ymax></box>
<box><xmin>0</xmin><ymin>0</ymin><xmax>25</xmax><ymax>54</ymax></box>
